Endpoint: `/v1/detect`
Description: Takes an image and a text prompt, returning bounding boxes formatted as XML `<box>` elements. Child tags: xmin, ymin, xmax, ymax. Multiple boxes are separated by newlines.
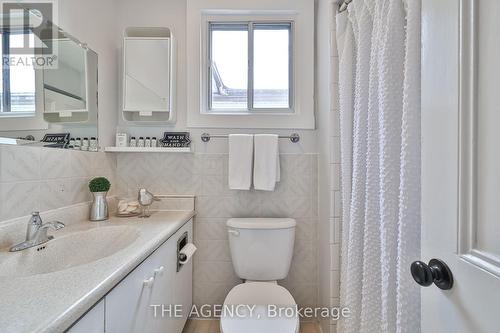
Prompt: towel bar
<box><xmin>200</xmin><ymin>133</ymin><xmax>300</xmax><ymax>143</ymax></box>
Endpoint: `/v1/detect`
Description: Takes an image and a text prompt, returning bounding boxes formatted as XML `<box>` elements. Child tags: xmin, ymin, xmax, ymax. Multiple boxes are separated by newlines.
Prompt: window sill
<box><xmin>188</xmin><ymin>109</ymin><xmax>314</xmax><ymax>129</ymax></box>
<box><xmin>203</xmin><ymin>109</ymin><xmax>295</xmax><ymax>116</ymax></box>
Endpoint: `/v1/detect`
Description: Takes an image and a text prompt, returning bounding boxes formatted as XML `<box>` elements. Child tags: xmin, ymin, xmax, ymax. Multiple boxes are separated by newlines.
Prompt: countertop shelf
<box><xmin>104</xmin><ymin>146</ymin><xmax>192</xmax><ymax>153</ymax></box>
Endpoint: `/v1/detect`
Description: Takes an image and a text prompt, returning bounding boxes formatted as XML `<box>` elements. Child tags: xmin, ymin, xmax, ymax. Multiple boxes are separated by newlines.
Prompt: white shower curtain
<box><xmin>335</xmin><ymin>0</ymin><xmax>421</xmax><ymax>332</ymax></box>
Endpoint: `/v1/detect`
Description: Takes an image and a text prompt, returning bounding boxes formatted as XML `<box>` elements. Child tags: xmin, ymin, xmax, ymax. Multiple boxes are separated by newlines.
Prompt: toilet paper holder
<box><xmin>177</xmin><ymin>232</ymin><xmax>188</xmax><ymax>272</ymax></box>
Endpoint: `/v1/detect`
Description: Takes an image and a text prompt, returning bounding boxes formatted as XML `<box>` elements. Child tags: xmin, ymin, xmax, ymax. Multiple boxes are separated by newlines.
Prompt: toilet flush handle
<box><xmin>227</xmin><ymin>229</ymin><xmax>240</xmax><ymax>237</ymax></box>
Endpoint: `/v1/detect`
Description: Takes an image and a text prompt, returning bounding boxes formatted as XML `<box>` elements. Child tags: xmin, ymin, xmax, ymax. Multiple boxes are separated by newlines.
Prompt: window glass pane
<box><xmin>9</xmin><ymin>33</ymin><xmax>36</xmax><ymax>113</ymax></box>
<box><xmin>253</xmin><ymin>24</ymin><xmax>290</xmax><ymax>109</ymax></box>
<box><xmin>210</xmin><ymin>24</ymin><xmax>248</xmax><ymax>110</ymax></box>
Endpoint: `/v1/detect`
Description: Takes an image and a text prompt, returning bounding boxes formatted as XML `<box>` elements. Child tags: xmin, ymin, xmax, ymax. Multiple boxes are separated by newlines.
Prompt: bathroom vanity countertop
<box><xmin>0</xmin><ymin>210</ymin><xmax>195</xmax><ymax>333</ymax></box>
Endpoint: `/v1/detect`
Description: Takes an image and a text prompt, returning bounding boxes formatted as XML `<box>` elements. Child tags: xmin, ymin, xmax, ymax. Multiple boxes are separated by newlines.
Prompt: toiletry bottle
<box><xmin>90</xmin><ymin>137</ymin><xmax>98</xmax><ymax>152</ymax></box>
<box><xmin>69</xmin><ymin>138</ymin><xmax>75</xmax><ymax>148</ymax></box>
<box><xmin>116</xmin><ymin>133</ymin><xmax>128</xmax><ymax>147</ymax></box>
<box><xmin>138</xmin><ymin>137</ymin><xmax>145</xmax><ymax>147</ymax></box>
<box><xmin>81</xmin><ymin>138</ymin><xmax>89</xmax><ymax>151</ymax></box>
<box><xmin>130</xmin><ymin>136</ymin><xmax>137</xmax><ymax>147</ymax></box>
<box><xmin>151</xmin><ymin>137</ymin><xmax>157</xmax><ymax>147</ymax></box>
<box><xmin>74</xmin><ymin>138</ymin><xmax>81</xmax><ymax>150</ymax></box>
<box><xmin>145</xmin><ymin>137</ymin><xmax>151</xmax><ymax>147</ymax></box>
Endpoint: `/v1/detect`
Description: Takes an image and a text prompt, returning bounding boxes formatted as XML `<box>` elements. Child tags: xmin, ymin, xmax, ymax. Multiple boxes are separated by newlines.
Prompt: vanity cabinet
<box><xmin>67</xmin><ymin>300</ymin><xmax>104</xmax><ymax>333</ymax></box>
<box><xmin>68</xmin><ymin>219</ymin><xmax>193</xmax><ymax>333</ymax></box>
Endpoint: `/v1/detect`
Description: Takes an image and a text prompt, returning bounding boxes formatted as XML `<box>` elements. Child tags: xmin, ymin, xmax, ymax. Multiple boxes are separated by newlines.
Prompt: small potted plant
<box><xmin>89</xmin><ymin>177</ymin><xmax>111</xmax><ymax>221</ymax></box>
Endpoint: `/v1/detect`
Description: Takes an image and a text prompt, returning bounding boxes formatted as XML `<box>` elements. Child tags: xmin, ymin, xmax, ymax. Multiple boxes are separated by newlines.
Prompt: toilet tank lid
<box><xmin>227</xmin><ymin>218</ymin><xmax>296</xmax><ymax>229</ymax></box>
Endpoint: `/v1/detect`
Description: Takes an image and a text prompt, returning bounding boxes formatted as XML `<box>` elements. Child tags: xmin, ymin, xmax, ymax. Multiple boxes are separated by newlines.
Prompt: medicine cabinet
<box><xmin>122</xmin><ymin>27</ymin><xmax>176</xmax><ymax>123</ymax></box>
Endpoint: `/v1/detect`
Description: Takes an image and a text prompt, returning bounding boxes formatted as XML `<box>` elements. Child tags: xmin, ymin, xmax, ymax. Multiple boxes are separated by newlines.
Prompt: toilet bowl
<box><xmin>221</xmin><ymin>218</ymin><xmax>299</xmax><ymax>333</ymax></box>
<box><xmin>220</xmin><ymin>282</ymin><xmax>299</xmax><ymax>333</ymax></box>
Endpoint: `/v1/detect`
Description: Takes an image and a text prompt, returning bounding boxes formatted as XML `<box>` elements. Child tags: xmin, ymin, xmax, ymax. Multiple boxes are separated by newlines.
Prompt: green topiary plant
<box><xmin>89</xmin><ymin>177</ymin><xmax>111</xmax><ymax>193</ymax></box>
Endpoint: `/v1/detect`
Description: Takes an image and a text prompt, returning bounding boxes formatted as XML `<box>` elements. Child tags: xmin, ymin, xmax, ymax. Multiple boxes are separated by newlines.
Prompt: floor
<box><xmin>182</xmin><ymin>319</ymin><xmax>321</xmax><ymax>333</ymax></box>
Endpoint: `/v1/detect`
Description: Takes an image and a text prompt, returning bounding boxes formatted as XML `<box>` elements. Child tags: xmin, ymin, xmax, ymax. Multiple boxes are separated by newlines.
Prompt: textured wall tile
<box><xmin>200</xmin><ymin>175</ymin><xmax>225</xmax><ymax>196</ymax></box>
<box><xmin>40</xmin><ymin>148</ymin><xmax>71</xmax><ymax>179</ymax></box>
<box><xmin>194</xmin><ymin>261</ymin><xmax>240</xmax><ymax>284</ymax></box>
<box><xmin>70</xmin><ymin>150</ymin><xmax>93</xmax><ymax>177</ymax></box>
<box><xmin>193</xmin><ymin>282</ymin><xmax>235</xmax><ymax>309</ymax></box>
<box><xmin>295</xmin><ymin>218</ymin><xmax>317</xmax><ymax>240</ymax></box>
<box><xmin>194</xmin><ymin>240</ymin><xmax>231</xmax><ymax>262</ymax></box>
<box><xmin>39</xmin><ymin>180</ymin><xmax>70</xmax><ymax>211</ymax></box>
<box><xmin>115</xmin><ymin>153</ymin><xmax>319</xmax><ymax>309</ymax></box>
<box><xmin>0</xmin><ymin>147</ymin><xmax>105</xmax><ymax>223</ymax></box>
<box><xmin>0</xmin><ymin>146</ymin><xmax>41</xmax><ymax>182</ymax></box>
<box><xmin>194</xmin><ymin>219</ymin><xmax>227</xmax><ymax>241</ymax></box>
<box><xmin>196</xmin><ymin>196</ymin><xmax>229</xmax><ymax>218</ymax></box>
<box><xmin>0</xmin><ymin>181</ymin><xmax>40</xmax><ymax>220</ymax></box>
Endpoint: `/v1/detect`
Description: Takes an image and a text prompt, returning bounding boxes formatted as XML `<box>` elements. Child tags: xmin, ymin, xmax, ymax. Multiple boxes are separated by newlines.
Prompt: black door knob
<box><xmin>410</xmin><ymin>258</ymin><xmax>453</xmax><ymax>290</ymax></box>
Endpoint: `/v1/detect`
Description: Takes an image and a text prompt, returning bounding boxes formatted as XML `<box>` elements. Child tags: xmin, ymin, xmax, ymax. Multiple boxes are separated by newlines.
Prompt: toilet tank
<box><xmin>227</xmin><ymin>218</ymin><xmax>296</xmax><ymax>281</ymax></box>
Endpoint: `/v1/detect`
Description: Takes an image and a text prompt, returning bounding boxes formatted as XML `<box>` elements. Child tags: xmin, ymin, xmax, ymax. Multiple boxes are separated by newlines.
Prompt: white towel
<box><xmin>228</xmin><ymin>134</ymin><xmax>254</xmax><ymax>190</ymax></box>
<box><xmin>253</xmin><ymin>134</ymin><xmax>280</xmax><ymax>191</ymax></box>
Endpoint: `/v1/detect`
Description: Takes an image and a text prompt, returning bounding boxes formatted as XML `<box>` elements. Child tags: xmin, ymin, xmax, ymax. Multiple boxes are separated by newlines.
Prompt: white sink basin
<box><xmin>0</xmin><ymin>226</ymin><xmax>139</xmax><ymax>277</ymax></box>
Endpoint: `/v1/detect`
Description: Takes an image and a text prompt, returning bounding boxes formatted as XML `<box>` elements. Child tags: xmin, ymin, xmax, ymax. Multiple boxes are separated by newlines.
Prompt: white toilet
<box><xmin>221</xmin><ymin>218</ymin><xmax>299</xmax><ymax>333</ymax></box>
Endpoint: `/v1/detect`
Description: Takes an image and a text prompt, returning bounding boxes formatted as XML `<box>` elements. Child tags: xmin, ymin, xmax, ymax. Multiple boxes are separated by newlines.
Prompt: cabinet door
<box><xmin>150</xmin><ymin>219</ymin><xmax>193</xmax><ymax>333</ymax></box>
<box><xmin>67</xmin><ymin>299</ymin><xmax>104</xmax><ymax>333</ymax></box>
<box><xmin>105</xmin><ymin>220</ymin><xmax>193</xmax><ymax>333</ymax></box>
<box><xmin>105</xmin><ymin>251</ymin><xmax>160</xmax><ymax>333</ymax></box>
<box><xmin>124</xmin><ymin>38</ymin><xmax>170</xmax><ymax>111</ymax></box>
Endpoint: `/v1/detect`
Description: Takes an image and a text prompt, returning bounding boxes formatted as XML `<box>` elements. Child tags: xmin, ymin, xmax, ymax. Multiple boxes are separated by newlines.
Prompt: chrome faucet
<box><xmin>9</xmin><ymin>212</ymin><xmax>65</xmax><ymax>252</ymax></box>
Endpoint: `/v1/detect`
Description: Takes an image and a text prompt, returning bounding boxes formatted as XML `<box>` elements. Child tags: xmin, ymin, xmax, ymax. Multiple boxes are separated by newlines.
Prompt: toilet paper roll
<box><xmin>179</xmin><ymin>243</ymin><xmax>197</xmax><ymax>264</ymax></box>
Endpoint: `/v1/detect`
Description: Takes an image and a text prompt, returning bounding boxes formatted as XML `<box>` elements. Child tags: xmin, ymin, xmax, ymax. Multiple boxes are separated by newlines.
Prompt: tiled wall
<box><xmin>0</xmin><ymin>145</ymin><xmax>116</xmax><ymax>223</ymax></box>
<box><xmin>326</xmin><ymin>3</ymin><xmax>341</xmax><ymax>333</ymax></box>
<box><xmin>116</xmin><ymin>153</ymin><xmax>319</xmax><ymax>310</ymax></box>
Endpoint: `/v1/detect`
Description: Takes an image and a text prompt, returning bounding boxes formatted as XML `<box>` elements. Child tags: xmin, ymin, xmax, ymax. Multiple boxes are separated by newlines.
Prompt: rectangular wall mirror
<box><xmin>0</xmin><ymin>6</ymin><xmax>98</xmax><ymax>151</ymax></box>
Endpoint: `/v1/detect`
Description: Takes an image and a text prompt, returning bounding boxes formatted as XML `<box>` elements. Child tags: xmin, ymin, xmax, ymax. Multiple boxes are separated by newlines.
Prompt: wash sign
<box><xmin>161</xmin><ymin>132</ymin><xmax>191</xmax><ymax>147</ymax></box>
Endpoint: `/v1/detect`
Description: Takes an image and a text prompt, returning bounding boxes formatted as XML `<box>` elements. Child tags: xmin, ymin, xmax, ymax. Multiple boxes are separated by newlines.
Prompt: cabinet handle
<box><xmin>143</xmin><ymin>276</ymin><xmax>155</xmax><ymax>288</ymax></box>
<box><xmin>154</xmin><ymin>266</ymin><xmax>165</xmax><ymax>277</ymax></box>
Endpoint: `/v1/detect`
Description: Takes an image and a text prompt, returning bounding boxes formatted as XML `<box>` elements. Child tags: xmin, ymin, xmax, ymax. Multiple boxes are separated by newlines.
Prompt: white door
<box><xmin>421</xmin><ymin>0</ymin><xmax>500</xmax><ymax>332</ymax></box>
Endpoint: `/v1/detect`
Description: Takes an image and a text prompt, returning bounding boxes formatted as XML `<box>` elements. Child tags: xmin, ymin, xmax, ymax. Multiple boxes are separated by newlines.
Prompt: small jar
<box><xmin>81</xmin><ymin>138</ymin><xmax>89</xmax><ymax>151</ymax></box>
<box><xmin>89</xmin><ymin>137</ymin><xmax>98</xmax><ymax>152</ymax></box>
<box><xmin>145</xmin><ymin>137</ymin><xmax>151</xmax><ymax>147</ymax></box>
<box><xmin>69</xmin><ymin>138</ymin><xmax>75</xmax><ymax>148</ymax></box>
<box><xmin>74</xmin><ymin>138</ymin><xmax>81</xmax><ymax>150</ymax></box>
<box><xmin>151</xmin><ymin>137</ymin><xmax>157</xmax><ymax>147</ymax></box>
<box><xmin>138</xmin><ymin>137</ymin><xmax>145</xmax><ymax>147</ymax></box>
<box><xmin>130</xmin><ymin>136</ymin><xmax>137</xmax><ymax>147</ymax></box>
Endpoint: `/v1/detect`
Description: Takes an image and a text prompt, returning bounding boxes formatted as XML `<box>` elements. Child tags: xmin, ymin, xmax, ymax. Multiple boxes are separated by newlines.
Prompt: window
<box><xmin>0</xmin><ymin>30</ymin><xmax>36</xmax><ymax>117</ymax></box>
<box><xmin>208</xmin><ymin>21</ymin><xmax>292</xmax><ymax>112</ymax></box>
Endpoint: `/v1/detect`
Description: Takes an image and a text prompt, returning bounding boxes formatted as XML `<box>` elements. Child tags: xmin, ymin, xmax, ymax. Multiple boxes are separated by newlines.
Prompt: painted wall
<box><xmin>113</xmin><ymin>0</ymin><xmax>318</xmax><ymax>154</ymax></box>
<box><xmin>58</xmin><ymin>0</ymin><xmax>120</xmax><ymax>148</ymax></box>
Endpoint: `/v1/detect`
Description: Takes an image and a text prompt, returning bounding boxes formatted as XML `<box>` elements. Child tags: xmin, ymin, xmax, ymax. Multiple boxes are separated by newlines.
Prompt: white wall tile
<box><xmin>0</xmin><ymin>150</ymin><xmax>113</xmax><ymax>223</ymax></box>
<box><xmin>0</xmin><ymin>146</ymin><xmax>40</xmax><ymax>182</ymax></box>
<box><xmin>116</xmin><ymin>153</ymin><xmax>319</xmax><ymax>309</ymax></box>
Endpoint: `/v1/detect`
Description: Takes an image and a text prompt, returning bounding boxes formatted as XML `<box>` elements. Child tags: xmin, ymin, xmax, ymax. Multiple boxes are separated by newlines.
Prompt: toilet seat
<box><xmin>220</xmin><ymin>282</ymin><xmax>299</xmax><ymax>333</ymax></box>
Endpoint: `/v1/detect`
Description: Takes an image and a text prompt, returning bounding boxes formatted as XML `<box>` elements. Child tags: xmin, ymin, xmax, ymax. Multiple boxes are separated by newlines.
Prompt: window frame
<box><xmin>186</xmin><ymin>3</ymin><xmax>315</xmax><ymax>130</ymax></box>
<box><xmin>0</xmin><ymin>28</ymin><xmax>37</xmax><ymax>118</ymax></box>
<box><xmin>207</xmin><ymin>21</ymin><xmax>294</xmax><ymax>113</ymax></box>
